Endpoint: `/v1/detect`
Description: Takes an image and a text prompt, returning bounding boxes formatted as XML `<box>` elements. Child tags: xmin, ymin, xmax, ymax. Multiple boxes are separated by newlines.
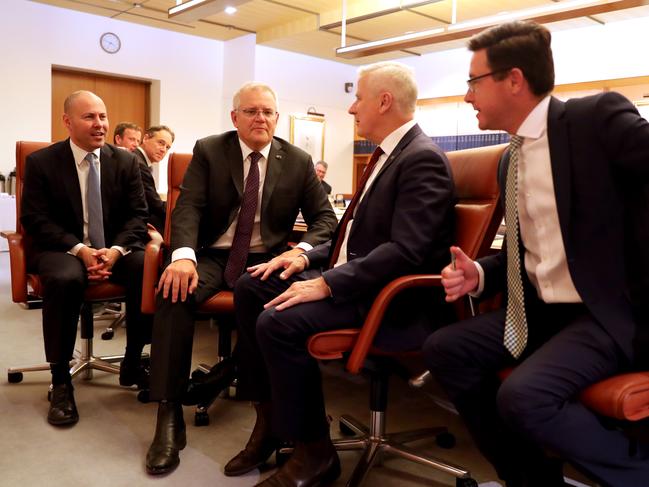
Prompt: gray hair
<box><xmin>232</xmin><ymin>82</ymin><xmax>279</xmax><ymax>111</ymax></box>
<box><xmin>357</xmin><ymin>61</ymin><xmax>418</xmax><ymax>115</ymax></box>
<box><xmin>315</xmin><ymin>160</ymin><xmax>328</xmax><ymax>169</ymax></box>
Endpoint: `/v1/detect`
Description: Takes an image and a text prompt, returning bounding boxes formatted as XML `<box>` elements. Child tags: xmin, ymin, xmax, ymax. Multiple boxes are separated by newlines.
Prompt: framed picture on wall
<box><xmin>635</xmin><ymin>100</ymin><xmax>649</xmax><ymax>122</ymax></box>
<box><xmin>290</xmin><ymin>114</ymin><xmax>325</xmax><ymax>162</ymax></box>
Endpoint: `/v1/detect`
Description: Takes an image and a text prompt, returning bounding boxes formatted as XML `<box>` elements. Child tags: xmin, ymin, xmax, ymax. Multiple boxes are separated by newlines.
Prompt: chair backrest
<box><xmin>447</xmin><ymin>143</ymin><xmax>505</xmax><ymax>261</ymax></box>
<box><xmin>163</xmin><ymin>152</ymin><xmax>193</xmax><ymax>243</ymax></box>
<box><xmin>15</xmin><ymin>141</ymin><xmax>50</xmax><ymax>234</ymax></box>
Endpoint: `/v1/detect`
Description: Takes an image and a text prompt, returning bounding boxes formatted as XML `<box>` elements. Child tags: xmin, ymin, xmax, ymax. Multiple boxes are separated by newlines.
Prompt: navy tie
<box><xmin>86</xmin><ymin>152</ymin><xmax>105</xmax><ymax>249</ymax></box>
<box><xmin>224</xmin><ymin>151</ymin><xmax>262</xmax><ymax>288</ymax></box>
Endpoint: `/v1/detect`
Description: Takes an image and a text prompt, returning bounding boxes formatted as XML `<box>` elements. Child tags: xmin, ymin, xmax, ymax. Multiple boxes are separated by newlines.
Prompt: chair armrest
<box><xmin>2</xmin><ymin>231</ymin><xmax>28</xmax><ymax>303</ymax></box>
<box><xmin>141</xmin><ymin>227</ymin><xmax>165</xmax><ymax>314</ymax></box>
<box><xmin>580</xmin><ymin>372</ymin><xmax>649</xmax><ymax>421</ymax></box>
<box><xmin>346</xmin><ymin>274</ymin><xmax>443</xmax><ymax>374</ymax></box>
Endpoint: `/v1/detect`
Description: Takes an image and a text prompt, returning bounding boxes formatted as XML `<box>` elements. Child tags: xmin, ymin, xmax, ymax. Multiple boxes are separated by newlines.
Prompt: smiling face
<box><xmin>231</xmin><ymin>87</ymin><xmax>279</xmax><ymax>151</ymax></box>
<box><xmin>141</xmin><ymin>129</ymin><xmax>173</xmax><ymax>163</ymax></box>
<box><xmin>63</xmin><ymin>92</ymin><xmax>108</xmax><ymax>152</ymax></box>
<box><xmin>464</xmin><ymin>49</ymin><xmax>512</xmax><ymax>132</ymax></box>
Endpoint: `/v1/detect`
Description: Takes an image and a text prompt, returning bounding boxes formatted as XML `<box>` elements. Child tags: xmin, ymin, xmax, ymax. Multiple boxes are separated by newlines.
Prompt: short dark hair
<box><xmin>468</xmin><ymin>21</ymin><xmax>554</xmax><ymax>97</ymax></box>
<box><xmin>145</xmin><ymin>125</ymin><xmax>175</xmax><ymax>143</ymax></box>
<box><xmin>113</xmin><ymin>122</ymin><xmax>142</xmax><ymax>143</ymax></box>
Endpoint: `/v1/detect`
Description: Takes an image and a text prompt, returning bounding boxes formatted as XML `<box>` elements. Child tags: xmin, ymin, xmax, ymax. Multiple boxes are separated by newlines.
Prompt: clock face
<box><xmin>100</xmin><ymin>32</ymin><xmax>121</xmax><ymax>54</ymax></box>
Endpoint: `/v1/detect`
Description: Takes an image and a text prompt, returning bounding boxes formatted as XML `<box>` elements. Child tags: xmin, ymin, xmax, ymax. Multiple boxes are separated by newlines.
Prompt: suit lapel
<box><xmin>261</xmin><ymin>138</ymin><xmax>284</xmax><ymax>216</ymax></box>
<box><xmin>547</xmin><ymin>97</ymin><xmax>572</xmax><ymax>247</ymax></box>
<box><xmin>227</xmin><ymin>135</ymin><xmax>245</xmax><ymax>196</ymax></box>
<box><xmin>99</xmin><ymin>145</ymin><xmax>117</xmax><ymax>224</ymax></box>
<box><xmin>60</xmin><ymin>140</ymin><xmax>84</xmax><ymax>227</ymax></box>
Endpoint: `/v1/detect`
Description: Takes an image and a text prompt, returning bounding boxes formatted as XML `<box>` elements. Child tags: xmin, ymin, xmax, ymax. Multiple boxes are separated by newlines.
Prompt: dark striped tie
<box><xmin>86</xmin><ymin>152</ymin><xmax>105</xmax><ymax>249</ymax></box>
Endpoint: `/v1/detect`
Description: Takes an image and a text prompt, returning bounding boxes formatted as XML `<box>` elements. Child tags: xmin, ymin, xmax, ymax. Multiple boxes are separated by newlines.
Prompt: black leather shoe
<box><xmin>254</xmin><ymin>436</ymin><xmax>340</xmax><ymax>487</ymax></box>
<box><xmin>225</xmin><ymin>402</ymin><xmax>278</xmax><ymax>476</ymax></box>
<box><xmin>119</xmin><ymin>360</ymin><xmax>150</xmax><ymax>390</ymax></box>
<box><xmin>183</xmin><ymin>358</ymin><xmax>236</xmax><ymax>406</ymax></box>
<box><xmin>146</xmin><ymin>401</ymin><xmax>186</xmax><ymax>475</ymax></box>
<box><xmin>48</xmin><ymin>383</ymin><xmax>79</xmax><ymax>426</ymax></box>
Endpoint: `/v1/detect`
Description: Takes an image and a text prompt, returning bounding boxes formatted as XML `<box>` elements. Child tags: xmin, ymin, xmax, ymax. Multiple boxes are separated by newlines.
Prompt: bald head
<box><xmin>62</xmin><ymin>90</ymin><xmax>109</xmax><ymax>152</ymax></box>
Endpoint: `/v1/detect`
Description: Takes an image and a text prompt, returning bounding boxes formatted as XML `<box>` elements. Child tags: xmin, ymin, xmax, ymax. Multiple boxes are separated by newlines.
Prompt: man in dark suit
<box><xmin>133</xmin><ymin>125</ymin><xmax>174</xmax><ymax>233</ymax></box>
<box><xmin>315</xmin><ymin>160</ymin><xmax>332</xmax><ymax>194</ymax></box>
<box><xmin>21</xmin><ymin>90</ymin><xmax>151</xmax><ymax>426</ymax></box>
<box><xmin>113</xmin><ymin>122</ymin><xmax>142</xmax><ymax>152</ymax></box>
<box><xmin>225</xmin><ymin>61</ymin><xmax>455</xmax><ymax>486</ymax></box>
<box><xmin>145</xmin><ymin>82</ymin><xmax>337</xmax><ymax>475</ymax></box>
<box><xmin>424</xmin><ymin>21</ymin><xmax>649</xmax><ymax>487</ymax></box>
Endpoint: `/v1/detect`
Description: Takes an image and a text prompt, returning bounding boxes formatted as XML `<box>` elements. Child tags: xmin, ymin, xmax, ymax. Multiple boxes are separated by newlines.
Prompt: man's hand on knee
<box><xmin>157</xmin><ymin>259</ymin><xmax>198</xmax><ymax>303</ymax></box>
<box><xmin>264</xmin><ymin>276</ymin><xmax>331</xmax><ymax>311</ymax></box>
<box><xmin>248</xmin><ymin>248</ymin><xmax>307</xmax><ymax>281</ymax></box>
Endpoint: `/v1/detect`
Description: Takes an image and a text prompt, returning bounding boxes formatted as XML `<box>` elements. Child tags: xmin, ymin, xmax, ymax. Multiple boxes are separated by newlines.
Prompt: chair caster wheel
<box><xmin>8</xmin><ymin>372</ymin><xmax>23</xmax><ymax>383</ymax></box>
<box><xmin>456</xmin><ymin>477</ymin><xmax>478</xmax><ymax>487</ymax></box>
<box><xmin>339</xmin><ymin>420</ymin><xmax>356</xmax><ymax>436</ymax></box>
<box><xmin>101</xmin><ymin>329</ymin><xmax>114</xmax><ymax>340</ymax></box>
<box><xmin>137</xmin><ymin>389</ymin><xmax>150</xmax><ymax>403</ymax></box>
<box><xmin>191</xmin><ymin>369</ymin><xmax>206</xmax><ymax>380</ymax></box>
<box><xmin>195</xmin><ymin>411</ymin><xmax>209</xmax><ymax>426</ymax></box>
<box><xmin>436</xmin><ymin>431</ymin><xmax>456</xmax><ymax>449</ymax></box>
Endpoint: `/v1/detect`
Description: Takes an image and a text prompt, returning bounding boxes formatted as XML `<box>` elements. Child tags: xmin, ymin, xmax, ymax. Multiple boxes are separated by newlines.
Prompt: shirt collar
<box><xmin>70</xmin><ymin>140</ymin><xmax>101</xmax><ymax>167</ymax></box>
<box><xmin>238</xmin><ymin>138</ymin><xmax>271</xmax><ymax>162</ymax></box>
<box><xmin>137</xmin><ymin>146</ymin><xmax>153</xmax><ymax>166</ymax></box>
<box><xmin>516</xmin><ymin>95</ymin><xmax>551</xmax><ymax>140</ymax></box>
<box><xmin>378</xmin><ymin>119</ymin><xmax>417</xmax><ymax>157</ymax></box>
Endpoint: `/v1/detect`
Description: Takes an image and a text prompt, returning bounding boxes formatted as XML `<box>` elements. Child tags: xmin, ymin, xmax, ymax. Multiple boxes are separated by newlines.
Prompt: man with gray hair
<box><xmin>145</xmin><ymin>81</ymin><xmax>337</xmax><ymax>475</ymax></box>
<box><xmin>226</xmin><ymin>61</ymin><xmax>455</xmax><ymax>485</ymax></box>
<box><xmin>315</xmin><ymin>160</ymin><xmax>332</xmax><ymax>194</ymax></box>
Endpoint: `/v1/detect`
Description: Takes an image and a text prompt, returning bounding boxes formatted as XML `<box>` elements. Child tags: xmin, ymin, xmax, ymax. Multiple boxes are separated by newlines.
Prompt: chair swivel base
<box><xmin>191</xmin><ymin>361</ymin><xmax>237</xmax><ymax>427</ymax></box>
<box><xmin>281</xmin><ymin>411</ymin><xmax>477</xmax><ymax>487</ymax></box>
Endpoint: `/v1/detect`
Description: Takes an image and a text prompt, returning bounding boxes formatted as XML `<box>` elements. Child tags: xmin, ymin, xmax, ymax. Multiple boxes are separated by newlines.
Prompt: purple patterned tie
<box><xmin>224</xmin><ymin>151</ymin><xmax>262</xmax><ymax>288</ymax></box>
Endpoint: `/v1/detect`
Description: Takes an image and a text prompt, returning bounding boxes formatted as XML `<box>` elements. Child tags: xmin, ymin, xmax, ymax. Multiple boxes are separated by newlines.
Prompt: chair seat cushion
<box><xmin>28</xmin><ymin>274</ymin><xmax>125</xmax><ymax>301</ymax></box>
<box><xmin>198</xmin><ymin>290</ymin><xmax>235</xmax><ymax>314</ymax></box>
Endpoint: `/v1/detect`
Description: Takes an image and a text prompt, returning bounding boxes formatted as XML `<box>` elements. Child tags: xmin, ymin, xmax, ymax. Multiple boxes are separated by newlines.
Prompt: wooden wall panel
<box><xmin>51</xmin><ymin>69</ymin><xmax>149</xmax><ymax>144</ymax></box>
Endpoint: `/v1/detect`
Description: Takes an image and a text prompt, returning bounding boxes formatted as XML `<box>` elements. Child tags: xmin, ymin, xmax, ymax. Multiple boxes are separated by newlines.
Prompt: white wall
<box><xmin>0</xmin><ymin>0</ymin><xmax>224</xmax><ymax>181</ymax></box>
<box><xmin>255</xmin><ymin>46</ymin><xmax>358</xmax><ymax>194</ymax></box>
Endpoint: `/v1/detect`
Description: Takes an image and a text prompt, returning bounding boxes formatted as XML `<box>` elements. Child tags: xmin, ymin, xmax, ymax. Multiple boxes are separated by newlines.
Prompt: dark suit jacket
<box><xmin>478</xmin><ymin>92</ymin><xmax>649</xmax><ymax>367</ymax></box>
<box><xmin>321</xmin><ymin>180</ymin><xmax>332</xmax><ymax>195</ymax></box>
<box><xmin>133</xmin><ymin>148</ymin><xmax>166</xmax><ymax>233</ymax></box>
<box><xmin>21</xmin><ymin>140</ymin><xmax>149</xmax><ymax>258</ymax></box>
<box><xmin>171</xmin><ymin>131</ymin><xmax>337</xmax><ymax>255</ymax></box>
<box><xmin>305</xmin><ymin>124</ymin><xmax>456</xmax><ymax>329</ymax></box>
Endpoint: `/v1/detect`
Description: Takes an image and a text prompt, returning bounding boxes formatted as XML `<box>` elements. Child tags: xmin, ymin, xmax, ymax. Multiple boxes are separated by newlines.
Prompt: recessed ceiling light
<box><xmin>224</xmin><ymin>6</ymin><xmax>237</xmax><ymax>14</ymax></box>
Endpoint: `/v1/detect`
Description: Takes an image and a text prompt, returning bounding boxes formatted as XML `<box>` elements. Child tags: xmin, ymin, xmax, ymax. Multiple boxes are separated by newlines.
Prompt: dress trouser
<box><xmin>36</xmin><ymin>250</ymin><xmax>151</xmax><ymax>364</ymax></box>
<box><xmin>234</xmin><ymin>271</ymin><xmax>364</xmax><ymax>442</ymax></box>
<box><xmin>148</xmin><ymin>249</ymin><xmax>271</xmax><ymax>401</ymax></box>
<box><xmin>422</xmin><ymin>302</ymin><xmax>649</xmax><ymax>487</ymax></box>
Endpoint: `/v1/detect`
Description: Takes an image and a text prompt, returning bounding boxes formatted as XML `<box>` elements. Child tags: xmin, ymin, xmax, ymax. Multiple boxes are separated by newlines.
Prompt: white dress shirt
<box><xmin>475</xmin><ymin>96</ymin><xmax>580</xmax><ymax>303</ymax></box>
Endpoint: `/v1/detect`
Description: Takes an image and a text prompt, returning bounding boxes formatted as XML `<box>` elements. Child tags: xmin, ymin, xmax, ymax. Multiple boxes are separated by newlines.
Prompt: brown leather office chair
<box><xmin>141</xmin><ymin>151</ymin><xmax>237</xmax><ymax>425</ymax></box>
<box><xmin>5</xmin><ymin>141</ymin><xmax>158</xmax><ymax>385</ymax></box>
<box><xmin>306</xmin><ymin>144</ymin><xmax>507</xmax><ymax>487</ymax></box>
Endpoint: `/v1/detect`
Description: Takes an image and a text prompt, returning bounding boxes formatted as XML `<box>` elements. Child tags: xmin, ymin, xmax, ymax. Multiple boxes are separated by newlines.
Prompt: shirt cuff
<box><xmin>468</xmin><ymin>261</ymin><xmax>485</xmax><ymax>298</ymax></box>
<box><xmin>298</xmin><ymin>252</ymin><xmax>310</xmax><ymax>268</ymax></box>
<box><xmin>68</xmin><ymin>243</ymin><xmax>85</xmax><ymax>256</ymax></box>
<box><xmin>172</xmin><ymin>247</ymin><xmax>197</xmax><ymax>264</ymax></box>
<box><xmin>111</xmin><ymin>245</ymin><xmax>129</xmax><ymax>256</ymax></box>
<box><xmin>296</xmin><ymin>241</ymin><xmax>313</xmax><ymax>252</ymax></box>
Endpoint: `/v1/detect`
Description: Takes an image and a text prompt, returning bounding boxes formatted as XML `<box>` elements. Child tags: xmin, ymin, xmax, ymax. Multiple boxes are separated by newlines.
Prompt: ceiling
<box><xmin>29</xmin><ymin>0</ymin><xmax>649</xmax><ymax>64</ymax></box>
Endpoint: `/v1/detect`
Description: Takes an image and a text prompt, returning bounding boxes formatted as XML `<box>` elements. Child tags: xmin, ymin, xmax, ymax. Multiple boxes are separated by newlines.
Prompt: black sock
<box><xmin>50</xmin><ymin>363</ymin><xmax>71</xmax><ymax>386</ymax></box>
<box><xmin>123</xmin><ymin>345</ymin><xmax>143</xmax><ymax>366</ymax></box>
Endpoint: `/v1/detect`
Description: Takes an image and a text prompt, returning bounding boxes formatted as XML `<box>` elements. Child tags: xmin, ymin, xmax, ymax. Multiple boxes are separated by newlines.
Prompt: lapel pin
<box><xmin>276</xmin><ymin>154</ymin><xmax>282</xmax><ymax>159</ymax></box>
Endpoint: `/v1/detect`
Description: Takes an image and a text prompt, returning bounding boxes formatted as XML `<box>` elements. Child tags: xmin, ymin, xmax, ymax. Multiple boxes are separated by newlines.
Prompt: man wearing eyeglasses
<box><xmin>424</xmin><ymin>21</ymin><xmax>649</xmax><ymax>487</ymax></box>
<box><xmin>145</xmin><ymin>82</ymin><xmax>337</xmax><ymax>475</ymax></box>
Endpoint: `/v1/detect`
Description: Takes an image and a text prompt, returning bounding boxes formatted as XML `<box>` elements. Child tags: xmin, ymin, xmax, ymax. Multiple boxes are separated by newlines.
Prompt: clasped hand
<box><xmin>78</xmin><ymin>246</ymin><xmax>120</xmax><ymax>281</ymax></box>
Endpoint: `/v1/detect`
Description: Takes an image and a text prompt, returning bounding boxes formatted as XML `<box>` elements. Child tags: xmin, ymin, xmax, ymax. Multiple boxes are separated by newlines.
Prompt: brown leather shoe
<box><xmin>225</xmin><ymin>402</ymin><xmax>278</xmax><ymax>476</ymax></box>
<box><xmin>254</xmin><ymin>436</ymin><xmax>340</xmax><ymax>487</ymax></box>
<box><xmin>145</xmin><ymin>401</ymin><xmax>186</xmax><ymax>475</ymax></box>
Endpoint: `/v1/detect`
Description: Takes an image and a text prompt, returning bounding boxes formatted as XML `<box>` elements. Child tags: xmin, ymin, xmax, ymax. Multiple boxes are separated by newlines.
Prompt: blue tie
<box><xmin>86</xmin><ymin>152</ymin><xmax>105</xmax><ymax>249</ymax></box>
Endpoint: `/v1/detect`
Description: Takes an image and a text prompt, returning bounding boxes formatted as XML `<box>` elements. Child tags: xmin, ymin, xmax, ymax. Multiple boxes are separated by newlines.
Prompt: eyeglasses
<box><xmin>466</xmin><ymin>68</ymin><xmax>511</xmax><ymax>93</ymax></box>
<box><xmin>237</xmin><ymin>108</ymin><xmax>277</xmax><ymax>119</ymax></box>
